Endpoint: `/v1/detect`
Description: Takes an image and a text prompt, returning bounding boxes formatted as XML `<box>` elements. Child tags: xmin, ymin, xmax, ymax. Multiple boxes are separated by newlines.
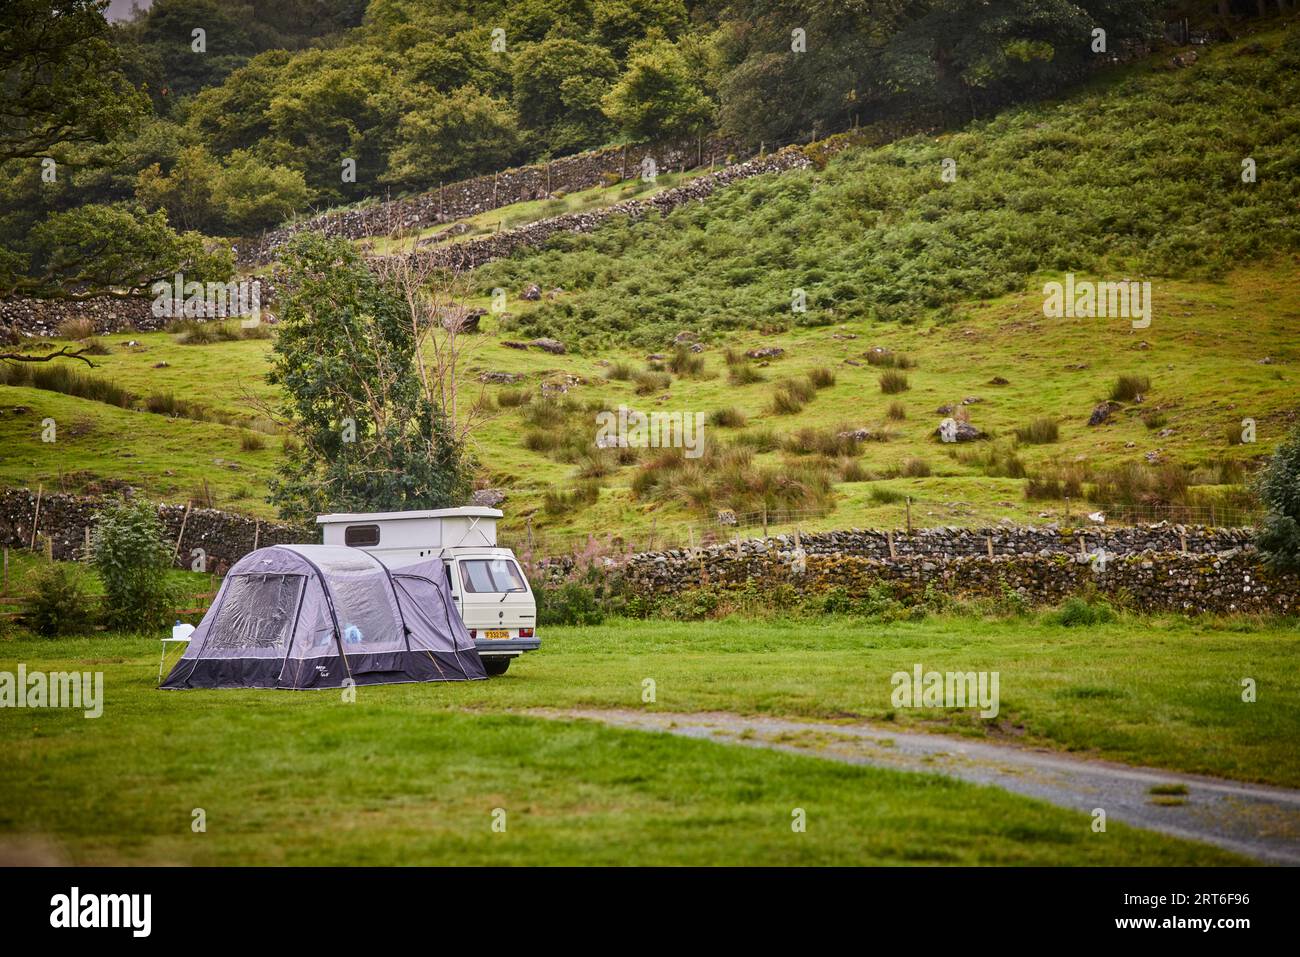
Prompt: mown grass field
<box><xmin>1</xmin><ymin>613</ymin><xmax>1295</xmax><ymax>864</ymax></box>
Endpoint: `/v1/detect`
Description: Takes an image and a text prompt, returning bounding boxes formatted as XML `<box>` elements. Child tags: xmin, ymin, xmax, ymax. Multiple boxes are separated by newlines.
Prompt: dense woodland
<box><xmin>0</xmin><ymin>0</ymin><xmax>1215</xmax><ymax>300</ymax></box>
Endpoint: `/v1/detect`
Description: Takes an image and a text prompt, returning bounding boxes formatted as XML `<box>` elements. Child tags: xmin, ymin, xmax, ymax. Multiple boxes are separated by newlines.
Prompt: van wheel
<box><xmin>483</xmin><ymin>657</ymin><xmax>510</xmax><ymax>677</ymax></box>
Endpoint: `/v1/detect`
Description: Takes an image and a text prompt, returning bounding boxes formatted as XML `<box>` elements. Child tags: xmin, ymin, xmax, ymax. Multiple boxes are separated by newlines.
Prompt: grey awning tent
<box><xmin>161</xmin><ymin>544</ymin><xmax>485</xmax><ymax>689</ymax></box>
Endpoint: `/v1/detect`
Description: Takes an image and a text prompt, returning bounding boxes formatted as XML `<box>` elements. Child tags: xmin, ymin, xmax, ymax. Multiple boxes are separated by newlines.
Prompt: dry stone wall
<box><xmin>398</xmin><ymin>147</ymin><xmax>814</xmax><ymax>272</ymax></box>
<box><xmin>1</xmin><ymin>485</ymin><xmax>1286</xmax><ymax>615</ymax></box>
<box><xmin>0</xmin><ymin>488</ymin><xmax>308</xmax><ymax>574</ymax></box>
<box><xmin>239</xmin><ymin>135</ymin><xmax>742</xmax><ymax>265</ymax></box>
<box><xmin>549</xmin><ymin>524</ymin><xmax>1293</xmax><ymax>615</ymax></box>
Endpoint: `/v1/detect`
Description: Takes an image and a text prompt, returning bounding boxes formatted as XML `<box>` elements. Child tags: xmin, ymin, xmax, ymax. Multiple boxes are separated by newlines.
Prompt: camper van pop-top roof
<box><xmin>316</xmin><ymin>507</ymin><xmax>503</xmax><ymax>552</ymax></box>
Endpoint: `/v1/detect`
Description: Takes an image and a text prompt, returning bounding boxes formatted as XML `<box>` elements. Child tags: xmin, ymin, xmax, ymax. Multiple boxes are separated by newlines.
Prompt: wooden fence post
<box><xmin>762</xmin><ymin>506</ymin><xmax>768</xmax><ymax>539</ymax></box>
<box><xmin>30</xmin><ymin>483</ymin><xmax>42</xmax><ymax>549</ymax></box>
<box><xmin>2</xmin><ymin>547</ymin><xmax>7</xmax><ymax>595</ymax></box>
<box><xmin>987</xmin><ymin>535</ymin><xmax>994</xmax><ymax>560</ymax></box>
<box><xmin>905</xmin><ymin>497</ymin><xmax>912</xmax><ymax>535</ymax></box>
<box><xmin>173</xmin><ymin>501</ymin><xmax>192</xmax><ymax>564</ymax></box>
<box><xmin>253</xmin><ymin>520</ymin><xmax>261</xmax><ymax>553</ymax></box>
<box><xmin>887</xmin><ymin>529</ymin><xmax>896</xmax><ymax>560</ymax></box>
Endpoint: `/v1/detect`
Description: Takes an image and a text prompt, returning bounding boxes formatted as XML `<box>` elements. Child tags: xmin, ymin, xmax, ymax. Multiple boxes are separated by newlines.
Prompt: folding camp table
<box><xmin>159</xmin><ymin>623</ymin><xmax>196</xmax><ymax>684</ymax></box>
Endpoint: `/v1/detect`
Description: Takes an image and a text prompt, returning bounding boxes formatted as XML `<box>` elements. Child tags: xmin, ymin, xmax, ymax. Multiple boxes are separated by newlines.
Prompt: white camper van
<box><xmin>316</xmin><ymin>507</ymin><xmax>538</xmax><ymax>676</ymax></box>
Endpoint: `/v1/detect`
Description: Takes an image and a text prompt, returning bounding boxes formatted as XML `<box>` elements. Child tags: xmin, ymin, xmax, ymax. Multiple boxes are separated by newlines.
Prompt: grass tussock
<box><xmin>1109</xmin><ymin>374</ymin><xmax>1151</xmax><ymax>403</ymax></box>
<box><xmin>631</xmin><ymin>445</ymin><xmax>833</xmax><ymax>517</ymax></box>
<box><xmin>1014</xmin><ymin>417</ymin><xmax>1059</xmax><ymax>445</ymax></box>
<box><xmin>879</xmin><ymin>370</ymin><xmax>910</xmax><ymax>394</ymax></box>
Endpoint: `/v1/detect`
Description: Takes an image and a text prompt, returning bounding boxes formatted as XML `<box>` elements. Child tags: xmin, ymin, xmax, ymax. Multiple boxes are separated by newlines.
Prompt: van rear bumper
<box><xmin>475</xmin><ymin>637</ymin><xmax>541</xmax><ymax>656</ymax></box>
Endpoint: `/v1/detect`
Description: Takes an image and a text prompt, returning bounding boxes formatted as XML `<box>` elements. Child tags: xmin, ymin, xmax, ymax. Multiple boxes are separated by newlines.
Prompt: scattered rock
<box><xmin>988</xmin><ymin>376</ymin><xmax>1009</xmax><ymax>385</ymax></box>
<box><xmin>153</xmin><ymin>361</ymin><xmax>169</xmax><ymax>369</ymax></box>
<box><xmin>1088</xmin><ymin>401</ymin><xmax>1120</xmax><ymax>426</ymax></box>
<box><xmin>521</xmin><ymin>283</ymin><xmax>542</xmax><ymax>301</ymax></box>
<box><xmin>500</xmin><ymin>340</ymin><xmax>530</xmax><ymax>350</ymax></box>
<box><xmin>530</xmin><ymin>337</ymin><xmax>566</xmax><ymax>354</ymax></box>
<box><xmin>935</xmin><ymin>421</ymin><xmax>985</xmax><ymax>442</ymax></box>
<box><xmin>746</xmin><ymin>346</ymin><xmax>784</xmax><ymax>360</ymax></box>
<box><xmin>478</xmin><ymin>371</ymin><xmax>523</xmax><ymax>384</ymax></box>
<box><xmin>470</xmin><ymin>488</ymin><xmax>506</xmax><ymax>508</ymax></box>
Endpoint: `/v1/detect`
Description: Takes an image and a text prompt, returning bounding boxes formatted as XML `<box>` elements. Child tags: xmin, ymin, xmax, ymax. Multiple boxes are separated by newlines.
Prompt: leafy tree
<box><xmin>512</xmin><ymin>38</ymin><xmax>619</xmax><ymax>154</ymax></box>
<box><xmin>211</xmin><ymin>149</ymin><xmax>311</xmax><ymax>233</ymax></box>
<box><xmin>186</xmin><ymin>50</ymin><xmax>294</xmax><ymax>154</ymax></box>
<box><xmin>136</xmin><ymin>145</ymin><xmax>222</xmax><ymax>231</ymax></box>
<box><xmin>603</xmin><ymin>38</ymin><xmax>714</xmax><ymax>142</ymax></box>
<box><xmin>592</xmin><ymin>0</ymin><xmax>690</xmax><ymax>59</ymax></box>
<box><xmin>0</xmin><ymin>0</ymin><xmax>148</xmax><ymax>164</ymax></box>
<box><xmin>261</xmin><ymin>46</ymin><xmax>399</xmax><ymax>204</ymax></box>
<box><xmin>715</xmin><ymin>0</ymin><xmax>901</xmax><ymax>145</ymax></box>
<box><xmin>875</xmin><ymin>0</ymin><xmax>1164</xmax><ymax>121</ymax></box>
<box><xmin>126</xmin><ymin>0</ymin><xmax>276</xmax><ymax>99</ymax></box>
<box><xmin>89</xmin><ymin>498</ymin><xmax>181</xmax><ymax>633</ymax></box>
<box><xmin>137</xmin><ymin>144</ymin><xmax>308</xmax><ymax>233</ymax></box>
<box><xmin>1255</xmin><ymin>423</ymin><xmax>1300</xmax><ymax>572</ymax></box>
<box><xmin>267</xmin><ymin>234</ymin><xmax>474</xmax><ymax>523</ymax></box>
<box><xmin>6</xmin><ymin>203</ymin><xmax>232</xmax><ymax>299</ymax></box>
<box><xmin>384</xmin><ymin>87</ymin><xmax>522</xmax><ymax>190</ymax></box>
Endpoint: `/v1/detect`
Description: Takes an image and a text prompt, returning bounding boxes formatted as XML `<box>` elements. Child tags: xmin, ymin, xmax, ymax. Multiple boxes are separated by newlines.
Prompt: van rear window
<box><xmin>460</xmin><ymin>559</ymin><xmax>526</xmax><ymax>593</ymax></box>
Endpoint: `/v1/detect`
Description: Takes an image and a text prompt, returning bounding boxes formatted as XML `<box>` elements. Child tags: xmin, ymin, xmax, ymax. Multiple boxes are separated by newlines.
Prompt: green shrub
<box><xmin>607</xmin><ymin>361</ymin><xmax>634</xmax><ymax>381</ymax></box>
<box><xmin>89</xmin><ymin>499</ymin><xmax>181</xmax><ymax>632</ymax></box>
<box><xmin>21</xmin><ymin>563</ymin><xmax>97</xmax><ymax>637</ymax></box>
<box><xmin>1049</xmin><ymin>596</ymin><xmax>1116</xmax><ymax>628</ymax></box>
<box><xmin>1256</xmin><ymin>422</ymin><xmax>1300</xmax><ymax>571</ymax></box>
<box><xmin>536</xmin><ymin>582</ymin><xmax>605</xmax><ymax>626</ymax></box>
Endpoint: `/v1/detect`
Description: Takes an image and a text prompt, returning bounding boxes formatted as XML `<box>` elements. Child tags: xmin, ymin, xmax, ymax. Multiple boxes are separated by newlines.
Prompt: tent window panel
<box><xmin>207</xmin><ymin>574</ymin><xmax>305</xmax><ymax>650</ymax></box>
<box><xmin>459</xmin><ymin>559</ymin><xmax>526</xmax><ymax>593</ymax></box>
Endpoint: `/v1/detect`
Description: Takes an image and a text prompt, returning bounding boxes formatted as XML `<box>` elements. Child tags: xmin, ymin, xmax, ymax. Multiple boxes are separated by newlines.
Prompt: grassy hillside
<box><xmin>478</xmin><ymin>27</ymin><xmax>1300</xmax><ymax>350</ymax></box>
<box><xmin>3</xmin><ymin>28</ymin><xmax>1298</xmax><ymax>546</ymax></box>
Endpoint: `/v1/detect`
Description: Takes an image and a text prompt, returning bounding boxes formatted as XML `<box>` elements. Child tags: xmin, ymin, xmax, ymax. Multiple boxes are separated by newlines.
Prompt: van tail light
<box><xmin>519</xmin><ymin>628</ymin><xmax>534</xmax><ymax>638</ymax></box>
<box><xmin>469</xmin><ymin>629</ymin><xmax>477</xmax><ymax>639</ymax></box>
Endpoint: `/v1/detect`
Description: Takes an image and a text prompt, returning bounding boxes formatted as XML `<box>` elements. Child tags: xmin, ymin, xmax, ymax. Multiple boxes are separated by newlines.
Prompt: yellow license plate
<box><xmin>483</xmin><ymin>629</ymin><xmax>510</xmax><ymax>640</ymax></box>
